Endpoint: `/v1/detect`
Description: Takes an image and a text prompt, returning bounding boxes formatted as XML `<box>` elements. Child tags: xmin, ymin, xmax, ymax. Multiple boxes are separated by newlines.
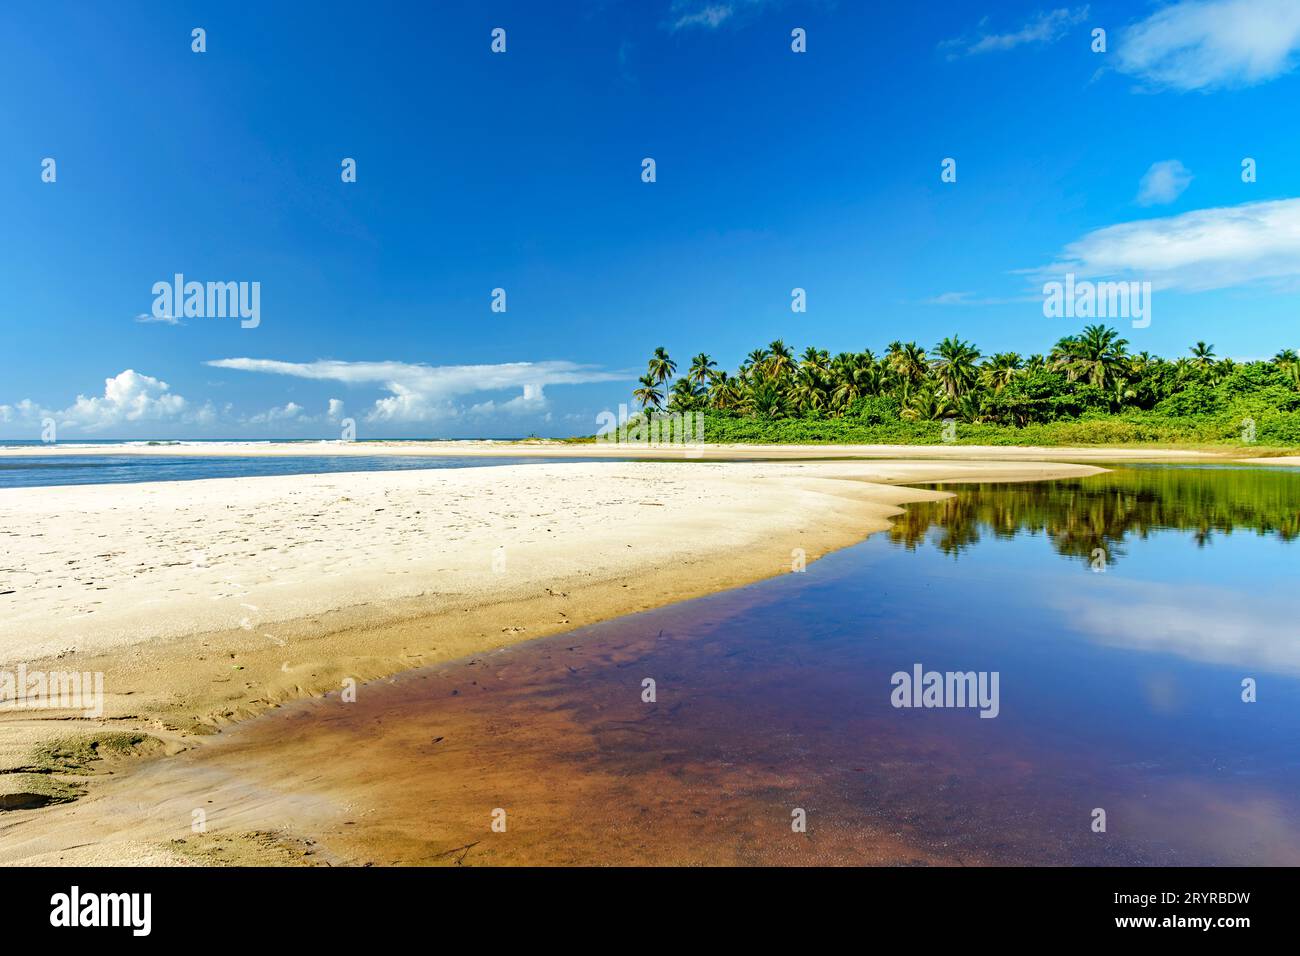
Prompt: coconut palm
<box><xmin>767</xmin><ymin>340</ymin><xmax>795</xmax><ymax>380</ymax></box>
<box><xmin>647</xmin><ymin>346</ymin><xmax>676</xmax><ymax>385</ymax></box>
<box><xmin>930</xmin><ymin>335</ymin><xmax>982</xmax><ymax>398</ymax></box>
<box><xmin>1189</xmin><ymin>341</ymin><xmax>1216</xmax><ymax>370</ymax></box>
<box><xmin>888</xmin><ymin>342</ymin><xmax>929</xmax><ymax>394</ymax></box>
<box><xmin>740</xmin><ymin>348</ymin><xmax>770</xmax><ymax>380</ymax></box>
<box><xmin>668</xmin><ymin>377</ymin><xmax>704</xmax><ymax>412</ymax></box>
<box><xmin>686</xmin><ymin>352</ymin><xmax>717</xmax><ymax>386</ymax></box>
<box><xmin>1052</xmin><ymin>324</ymin><xmax>1129</xmax><ymax>389</ymax></box>
<box><xmin>707</xmin><ymin>370</ymin><xmax>744</xmax><ymax>410</ymax></box>
<box><xmin>748</xmin><ymin>379</ymin><xmax>787</xmax><ymax>418</ymax></box>
<box><xmin>980</xmin><ymin>352</ymin><xmax>1022</xmax><ymax>391</ymax></box>
<box><xmin>632</xmin><ymin>373</ymin><xmax>663</xmax><ymax>412</ymax></box>
<box><xmin>1274</xmin><ymin>349</ymin><xmax>1300</xmax><ymax>388</ymax></box>
<box><xmin>789</xmin><ymin>366</ymin><xmax>829</xmax><ymax>415</ymax></box>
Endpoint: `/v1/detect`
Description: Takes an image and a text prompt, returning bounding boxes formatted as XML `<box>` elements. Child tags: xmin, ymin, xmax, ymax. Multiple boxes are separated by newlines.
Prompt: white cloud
<box><xmin>1058</xmin><ymin>578</ymin><xmax>1300</xmax><ymax>675</ymax></box>
<box><xmin>667</xmin><ymin>0</ymin><xmax>774</xmax><ymax>32</ymax></box>
<box><xmin>469</xmin><ymin>389</ymin><xmax>549</xmax><ymax>417</ymax></box>
<box><xmin>246</xmin><ymin>402</ymin><xmax>304</xmax><ymax>426</ymax></box>
<box><xmin>327</xmin><ymin>398</ymin><xmax>345</xmax><ymax>420</ymax></box>
<box><xmin>1040</xmin><ymin>198</ymin><xmax>1300</xmax><ymax>291</ymax></box>
<box><xmin>1136</xmin><ymin>159</ymin><xmax>1193</xmax><ymax>205</ymax></box>
<box><xmin>135</xmin><ymin>312</ymin><xmax>180</xmax><ymax>326</ymax></box>
<box><xmin>923</xmin><ymin>291</ymin><xmax>1036</xmax><ymax>306</ymax></box>
<box><xmin>942</xmin><ymin>7</ymin><xmax>1089</xmax><ymax>57</ymax></box>
<box><xmin>672</xmin><ymin>3</ymin><xmax>733</xmax><ymax>30</ymax></box>
<box><xmin>1115</xmin><ymin>0</ymin><xmax>1300</xmax><ymax>92</ymax></box>
<box><xmin>0</xmin><ymin>371</ymin><xmax>309</xmax><ymax>434</ymax></box>
<box><xmin>0</xmin><ymin>400</ymin><xmax>41</xmax><ymax>424</ymax></box>
<box><xmin>58</xmin><ymin>370</ymin><xmax>189</xmax><ymax>430</ymax></box>
<box><xmin>206</xmin><ymin>358</ymin><xmax>626</xmax><ymax>424</ymax></box>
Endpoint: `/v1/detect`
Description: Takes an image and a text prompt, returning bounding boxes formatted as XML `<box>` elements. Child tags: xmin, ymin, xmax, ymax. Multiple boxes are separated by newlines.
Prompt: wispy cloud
<box><xmin>941</xmin><ymin>6</ymin><xmax>1089</xmax><ymax>58</ymax></box>
<box><xmin>134</xmin><ymin>312</ymin><xmax>181</xmax><ymax>326</ymax></box>
<box><xmin>1058</xmin><ymin>577</ymin><xmax>1300</xmax><ymax>675</ymax></box>
<box><xmin>206</xmin><ymin>358</ymin><xmax>626</xmax><ymax>423</ymax></box>
<box><xmin>1038</xmin><ymin>198</ymin><xmax>1300</xmax><ymax>291</ymax></box>
<box><xmin>670</xmin><ymin>2</ymin><xmax>734</xmax><ymax>31</ymax></box>
<box><xmin>667</xmin><ymin>0</ymin><xmax>777</xmax><ymax>32</ymax></box>
<box><xmin>246</xmin><ymin>402</ymin><xmax>304</xmax><ymax>426</ymax></box>
<box><xmin>1136</xmin><ymin>159</ymin><xmax>1193</xmax><ymax>206</ymax></box>
<box><xmin>1115</xmin><ymin>0</ymin><xmax>1300</xmax><ymax>92</ymax></box>
<box><xmin>923</xmin><ymin>291</ymin><xmax>1037</xmax><ymax>307</ymax></box>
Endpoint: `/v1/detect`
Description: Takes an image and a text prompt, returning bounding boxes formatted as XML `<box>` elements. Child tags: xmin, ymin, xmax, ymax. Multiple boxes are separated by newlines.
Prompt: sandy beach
<box><xmin>0</xmin><ymin>455</ymin><xmax>1113</xmax><ymax>855</ymax></box>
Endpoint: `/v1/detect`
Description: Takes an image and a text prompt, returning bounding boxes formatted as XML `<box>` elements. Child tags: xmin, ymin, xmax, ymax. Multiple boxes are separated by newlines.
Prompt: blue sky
<box><xmin>3</xmin><ymin>0</ymin><xmax>1300</xmax><ymax>439</ymax></box>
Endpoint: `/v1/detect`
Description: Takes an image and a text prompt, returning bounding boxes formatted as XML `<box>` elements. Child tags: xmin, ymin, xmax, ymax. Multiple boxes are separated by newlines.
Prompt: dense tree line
<box><xmin>625</xmin><ymin>327</ymin><xmax>1300</xmax><ymax>445</ymax></box>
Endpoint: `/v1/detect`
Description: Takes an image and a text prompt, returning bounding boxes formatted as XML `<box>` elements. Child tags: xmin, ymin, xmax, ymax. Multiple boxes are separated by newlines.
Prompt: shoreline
<box><xmin>0</xmin><ymin>439</ymin><xmax>1285</xmax><ymax>463</ymax></box>
<box><xmin>4</xmin><ymin>458</ymin><xmax>1104</xmax><ymax>862</ymax></box>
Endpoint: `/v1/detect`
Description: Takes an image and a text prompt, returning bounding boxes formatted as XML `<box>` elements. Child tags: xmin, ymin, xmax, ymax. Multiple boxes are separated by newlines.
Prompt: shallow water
<box><xmin>0</xmin><ymin>454</ymin><xmax>614</xmax><ymax>489</ymax></box>
<box><xmin>134</xmin><ymin>464</ymin><xmax>1300</xmax><ymax>865</ymax></box>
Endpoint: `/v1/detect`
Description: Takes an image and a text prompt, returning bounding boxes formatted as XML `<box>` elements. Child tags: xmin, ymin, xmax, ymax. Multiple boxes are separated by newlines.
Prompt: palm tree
<box><xmin>789</xmin><ymin>366</ymin><xmax>829</xmax><ymax>415</ymax></box>
<box><xmin>1190</xmin><ymin>341</ymin><xmax>1216</xmax><ymax>371</ymax></box>
<box><xmin>767</xmin><ymin>340</ymin><xmax>795</xmax><ymax>380</ymax></box>
<box><xmin>632</xmin><ymin>373</ymin><xmax>663</xmax><ymax>412</ymax></box>
<box><xmin>687</xmin><ymin>352</ymin><xmax>717</xmax><ymax>386</ymax></box>
<box><xmin>830</xmin><ymin>351</ymin><xmax>880</xmax><ymax>410</ymax></box>
<box><xmin>889</xmin><ymin>342</ymin><xmax>929</xmax><ymax>394</ymax></box>
<box><xmin>1273</xmin><ymin>349</ymin><xmax>1300</xmax><ymax>388</ymax></box>
<box><xmin>647</xmin><ymin>347</ymin><xmax>676</xmax><ymax>385</ymax></box>
<box><xmin>668</xmin><ymin>377</ymin><xmax>703</xmax><ymax>412</ymax></box>
<box><xmin>627</xmin><ymin>326</ymin><xmax>1295</xmax><ymax>433</ymax></box>
<box><xmin>980</xmin><ymin>352</ymin><xmax>1022</xmax><ymax>391</ymax></box>
<box><xmin>748</xmin><ymin>379</ymin><xmax>787</xmax><ymax>418</ymax></box>
<box><xmin>930</xmin><ymin>335</ymin><xmax>981</xmax><ymax>398</ymax></box>
<box><xmin>707</xmin><ymin>370</ymin><xmax>744</xmax><ymax>410</ymax></box>
<box><xmin>740</xmin><ymin>348</ymin><xmax>770</xmax><ymax>380</ymax></box>
<box><xmin>1052</xmin><ymin>324</ymin><xmax>1129</xmax><ymax>389</ymax></box>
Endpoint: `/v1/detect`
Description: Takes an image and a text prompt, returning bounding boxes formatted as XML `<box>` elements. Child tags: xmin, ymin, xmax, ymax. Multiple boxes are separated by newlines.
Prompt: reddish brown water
<box><xmin>84</xmin><ymin>466</ymin><xmax>1300</xmax><ymax>865</ymax></box>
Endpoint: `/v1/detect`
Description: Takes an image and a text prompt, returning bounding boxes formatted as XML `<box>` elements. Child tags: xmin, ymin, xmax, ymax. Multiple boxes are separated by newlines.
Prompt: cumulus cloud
<box><xmin>1136</xmin><ymin>159</ymin><xmax>1193</xmax><ymax>205</ymax></box>
<box><xmin>61</xmin><ymin>370</ymin><xmax>189</xmax><ymax>429</ymax></box>
<box><xmin>327</xmin><ymin>398</ymin><xmax>345</xmax><ymax>420</ymax></box>
<box><xmin>1038</xmin><ymin>198</ymin><xmax>1300</xmax><ymax>291</ymax></box>
<box><xmin>1</xmin><ymin>371</ymin><xmax>195</xmax><ymax>432</ymax></box>
<box><xmin>1115</xmin><ymin>0</ymin><xmax>1300</xmax><ymax>92</ymax></box>
<box><xmin>206</xmin><ymin>358</ymin><xmax>626</xmax><ymax>424</ymax></box>
<box><xmin>941</xmin><ymin>7</ymin><xmax>1089</xmax><ymax>57</ymax></box>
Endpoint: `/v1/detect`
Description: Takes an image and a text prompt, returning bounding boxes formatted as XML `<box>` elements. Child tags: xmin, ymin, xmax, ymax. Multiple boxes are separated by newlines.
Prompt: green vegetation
<box><xmin>25</xmin><ymin>732</ymin><xmax>161</xmax><ymax>774</ymax></box>
<box><xmin>0</xmin><ymin>732</ymin><xmax>161</xmax><ymax>812</ymax></box>
<box><xmin>624</xmin><ymin>327</ymin><xmax>1300</xmax><ymax>447</ymax></box>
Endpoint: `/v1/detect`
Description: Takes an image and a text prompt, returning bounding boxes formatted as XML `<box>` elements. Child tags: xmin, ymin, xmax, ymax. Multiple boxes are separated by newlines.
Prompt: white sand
<box><xmin>0</xmin><ymin>459</ymin><xmax>1100</xmax><ymax>663</ymax></box>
